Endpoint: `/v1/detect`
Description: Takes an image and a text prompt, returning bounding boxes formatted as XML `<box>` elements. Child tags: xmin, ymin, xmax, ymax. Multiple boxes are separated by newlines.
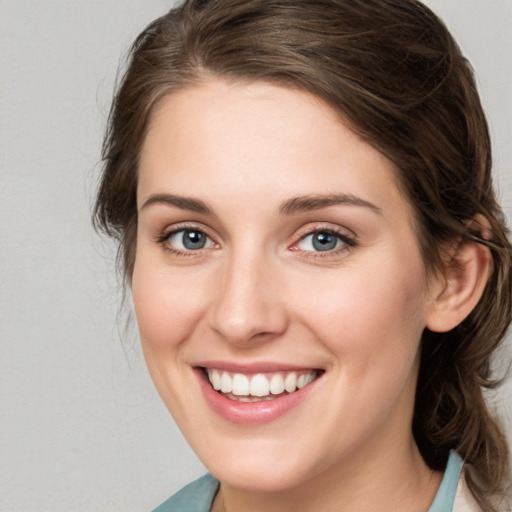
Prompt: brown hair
<box><xmin>94</xmin><ymin>0</ymin><xmax>511</xmax><ymax>509</ymax></box>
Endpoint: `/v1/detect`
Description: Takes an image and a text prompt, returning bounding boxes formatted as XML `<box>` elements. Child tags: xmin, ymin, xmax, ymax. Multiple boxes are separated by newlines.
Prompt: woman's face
<box><xmin>133</xmin><ymin>80</ymin><xmax>439</xmax><ymax>491</ymax></box>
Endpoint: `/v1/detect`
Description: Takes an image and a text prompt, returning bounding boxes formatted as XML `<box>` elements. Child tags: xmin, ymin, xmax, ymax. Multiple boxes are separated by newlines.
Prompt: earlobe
<box><xmin>426</xmin><ymin>216</ymin><xmax>492</xmax><ymax>333</ymax></box>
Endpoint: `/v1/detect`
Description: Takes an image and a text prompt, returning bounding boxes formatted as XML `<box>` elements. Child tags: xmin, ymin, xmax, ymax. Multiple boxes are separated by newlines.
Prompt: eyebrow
<box><xmin>279</xmin><ymin>194</ymin><xmax>381</xmax><ymax>215</ymax></box>
<box><xmin>140</xmin><ymin>193</ymin><xmax>212</xmax><ymax>214</ymax></box>
<box><xmin>139</xmin><ymin>192</ymin><xmax>381</xmax><ymax>216</ymax></box>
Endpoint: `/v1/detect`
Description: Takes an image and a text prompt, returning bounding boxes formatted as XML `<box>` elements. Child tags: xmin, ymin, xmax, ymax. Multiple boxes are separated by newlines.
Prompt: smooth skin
<box><xmin>132</xmin><ymin>80</ymin><xmax>491</xmax><ymax>512</ymax></box>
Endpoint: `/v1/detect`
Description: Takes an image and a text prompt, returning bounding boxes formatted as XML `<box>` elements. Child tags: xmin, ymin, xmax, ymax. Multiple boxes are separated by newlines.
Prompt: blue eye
<box><xmin>167</xmin><ymin>229</ymin><xmax>215</xmax><ymax>251</ymax></box>
<box><xmin>297</xmin><ymin>231</ymin><xmax>352</xmax><ymax>252</ymax></box>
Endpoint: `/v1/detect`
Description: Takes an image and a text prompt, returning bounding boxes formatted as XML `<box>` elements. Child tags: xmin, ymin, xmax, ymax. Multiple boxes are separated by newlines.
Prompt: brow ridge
<box><xmin>140</xmin><ymin>192</ymin><xmax>380</xmax><ymax>216</ymax></box>
<box><xmin>279</xmin><ymin>193</ymin><xmax>381</xmax><ymax>215</ymax></box>
<box><xmin>140</xmin><ymin>193</ymin><xmax>212</xmax><ymax>214</ymax></box>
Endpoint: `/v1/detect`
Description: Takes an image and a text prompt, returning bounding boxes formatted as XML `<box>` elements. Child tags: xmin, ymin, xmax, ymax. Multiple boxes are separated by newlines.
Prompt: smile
<box><xmin>195</xmin><ymin>364</ymin><xmax>324</xmax><ymax>425</ymax></box>
<box><xmin>204</xmin><ymin>368</ymin><xmax>319</xmax><ymax>402</ymax></box>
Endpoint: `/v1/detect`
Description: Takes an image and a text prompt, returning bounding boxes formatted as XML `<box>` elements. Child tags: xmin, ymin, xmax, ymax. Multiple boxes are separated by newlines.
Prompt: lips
<box><xmin>195</xmin><ymin>363</ymin><xmax>323</xmax><ymax>424</ymax></box>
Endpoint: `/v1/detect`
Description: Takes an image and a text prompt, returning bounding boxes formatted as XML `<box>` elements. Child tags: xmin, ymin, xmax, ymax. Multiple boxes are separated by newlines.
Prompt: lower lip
<box><xmin>195</xmin><ymin>369</ymin><xmax>319</xmax><ymax>425</ymax></box>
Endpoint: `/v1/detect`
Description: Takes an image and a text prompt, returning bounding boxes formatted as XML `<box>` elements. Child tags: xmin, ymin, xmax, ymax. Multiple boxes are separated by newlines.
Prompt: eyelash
<box><xmin>155</xmin><ymin>224</ymin><xmax>357</xmax><ymax>258</ymax></box>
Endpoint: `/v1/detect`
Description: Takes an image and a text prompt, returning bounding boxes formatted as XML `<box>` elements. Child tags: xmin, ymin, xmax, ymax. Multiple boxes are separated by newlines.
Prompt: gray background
<box><xmin>0</xmin><ymin>1</ymin><xmax>510</xmax><ymax>510</ymax></box>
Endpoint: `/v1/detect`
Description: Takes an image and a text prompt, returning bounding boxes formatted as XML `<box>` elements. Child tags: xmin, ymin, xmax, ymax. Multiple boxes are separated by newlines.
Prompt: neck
<box><xmin>212</xmin><ymin>439</ymin><xmax>442</xmax><ymax>512</ymax></box>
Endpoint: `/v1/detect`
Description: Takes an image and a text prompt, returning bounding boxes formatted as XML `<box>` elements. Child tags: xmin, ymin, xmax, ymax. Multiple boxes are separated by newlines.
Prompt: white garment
<box><xmin>454</xmin><ymin>471</ymin><xmax>511</xmax><ymax>512</ymax></box>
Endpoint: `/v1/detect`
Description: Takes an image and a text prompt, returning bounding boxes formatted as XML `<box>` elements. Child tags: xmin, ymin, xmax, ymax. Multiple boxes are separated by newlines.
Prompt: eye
<box><xmin>165</xmin><ymin>229</ymin><xmax>216</xmax><ymax>251</ymax></box>
<box><xmin>296</xmin><ymin>230</ymin><xmax>355</xmax><ymax>253</ymax></box>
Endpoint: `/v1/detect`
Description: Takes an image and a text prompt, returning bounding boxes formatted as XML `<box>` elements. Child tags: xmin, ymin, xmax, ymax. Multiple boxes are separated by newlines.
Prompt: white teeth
<box><xmin>269</xmin><ymin>373</ymin><xmax>285</xmax><ymax>394</ymax></box>
<box><xmin>298</xmin><ymin>372</ymin><xmax>316</xmax><ymax>389</ymax></box>
<box><xmin>232</xmin><ymin>373</ymin><xmax>250</xmax><ymax>396</ymax></box>
<box><xmin>250</xmin><ymin>374</ymin><xmax>270</xmax><ymax>397</ymax></box>
<box><xmin>206</xmin><ymin>369</ymin><xmax>317</xmax><ymax>398</ymax></box>
<box><xmin>228</xmin><ymin>394</ymin><xmax>277</xmax><ymax>403</ymax></box>
<box><xmin>220</xmin><ymin>372</ymin><xmax>232</xmax><ymax>393</ymax></box>
<box><xmin>284</xmin><ymin>372</ymin><xmax>298</xmax><ymax>393</ymax></box>
<box><xmin>209</xmin><ymin>369</ymin><xmax>221</xmax><ymax>391</ymax></box>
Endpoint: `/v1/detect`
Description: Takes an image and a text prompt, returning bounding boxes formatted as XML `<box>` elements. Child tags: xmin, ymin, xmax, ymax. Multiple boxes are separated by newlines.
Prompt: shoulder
<box><xmin>152</xmin><ymin>474</ymin><xmax>219</xmax><ymax>512</ymax></box>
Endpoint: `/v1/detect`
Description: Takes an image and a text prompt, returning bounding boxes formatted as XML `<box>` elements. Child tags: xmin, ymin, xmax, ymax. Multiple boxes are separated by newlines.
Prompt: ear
<box><xmin>426</xmin><ymin>215</ymin><xmax>492</xmax><ymax>333</ymax></box>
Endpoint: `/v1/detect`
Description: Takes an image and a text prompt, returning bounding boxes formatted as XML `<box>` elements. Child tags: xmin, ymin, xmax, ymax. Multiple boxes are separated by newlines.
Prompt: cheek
<box><xmin>295</xmin><ymin>255</ymin><xmax>428</xmax><ymax>370</ymax></box>
<box><xmin>131</xmin><ymin>255</ymin><xmax>209</xmax><ymax>353</ymax></box>
<box><xmin>294</xmin><ymin>260</ymin><xmax>428</xmax><ymax>439</ymax></box>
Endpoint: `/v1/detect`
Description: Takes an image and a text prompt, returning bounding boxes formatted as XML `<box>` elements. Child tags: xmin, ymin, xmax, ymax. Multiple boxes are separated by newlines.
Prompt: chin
<box><xmin>209</xmin><ymin>460</ymin><xmax>314</xmax><ymax>493</ymax></box>
<box><xmin>191</xmin><ymin>434</ymin><xmax>325</xmax><ymax>493</ymax></box>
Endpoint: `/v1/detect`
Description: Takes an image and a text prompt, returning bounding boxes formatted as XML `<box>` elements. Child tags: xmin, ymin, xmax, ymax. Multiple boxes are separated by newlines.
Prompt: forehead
<box><xmin>138</xmin><ymin>79</ymin><xmax>410</xmax><ymax>220</ymax></box>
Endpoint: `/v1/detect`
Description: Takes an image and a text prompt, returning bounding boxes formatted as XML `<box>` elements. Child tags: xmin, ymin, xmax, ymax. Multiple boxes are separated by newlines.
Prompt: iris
<box><xmin>181</xmin><ymin>230</ymin><xmax>207</xmax><ymax>250</ymax></box>
<box><xmin>312</xmin><ymin>232</ymin><xmax>338</xmax><ymax>251</ymax></box>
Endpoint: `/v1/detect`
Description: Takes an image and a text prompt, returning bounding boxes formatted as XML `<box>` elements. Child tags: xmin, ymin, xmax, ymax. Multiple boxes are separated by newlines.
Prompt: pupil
<box><xmin>312</xmin><ymin>232</ymin><xmax>337</xmax><ymax>251</ymax></box>
<box><xmin>183</xmin><ymin>230</ymin><xmax>206</xmax><ymax>250</ymax></box>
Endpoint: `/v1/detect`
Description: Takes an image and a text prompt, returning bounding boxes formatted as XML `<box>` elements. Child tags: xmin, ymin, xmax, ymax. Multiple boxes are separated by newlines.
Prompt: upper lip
<box><xmin>194</xmin><ymin>361</ymin><xmax>323</xmax><ymax>374</ymax></box>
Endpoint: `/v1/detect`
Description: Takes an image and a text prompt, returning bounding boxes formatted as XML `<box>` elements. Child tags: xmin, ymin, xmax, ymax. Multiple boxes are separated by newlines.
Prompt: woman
<box><xmin>94</xmin><ymin>0</ymin><xmax>511</xmax><ymax>510</ymax></box>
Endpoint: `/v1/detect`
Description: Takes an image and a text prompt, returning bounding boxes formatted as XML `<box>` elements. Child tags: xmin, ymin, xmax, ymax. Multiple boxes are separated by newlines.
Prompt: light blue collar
<box><xmin>427</xmin><ymin>451</ymin><xmax>463</xmax><ymax>512</ymax></box>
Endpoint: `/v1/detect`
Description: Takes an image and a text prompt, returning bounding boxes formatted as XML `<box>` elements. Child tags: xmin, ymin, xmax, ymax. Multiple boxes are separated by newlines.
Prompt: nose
<box><xmin>208</xmin><ymin>252</ymin><xmax>288</xmax><ymax>346</ymax></box>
